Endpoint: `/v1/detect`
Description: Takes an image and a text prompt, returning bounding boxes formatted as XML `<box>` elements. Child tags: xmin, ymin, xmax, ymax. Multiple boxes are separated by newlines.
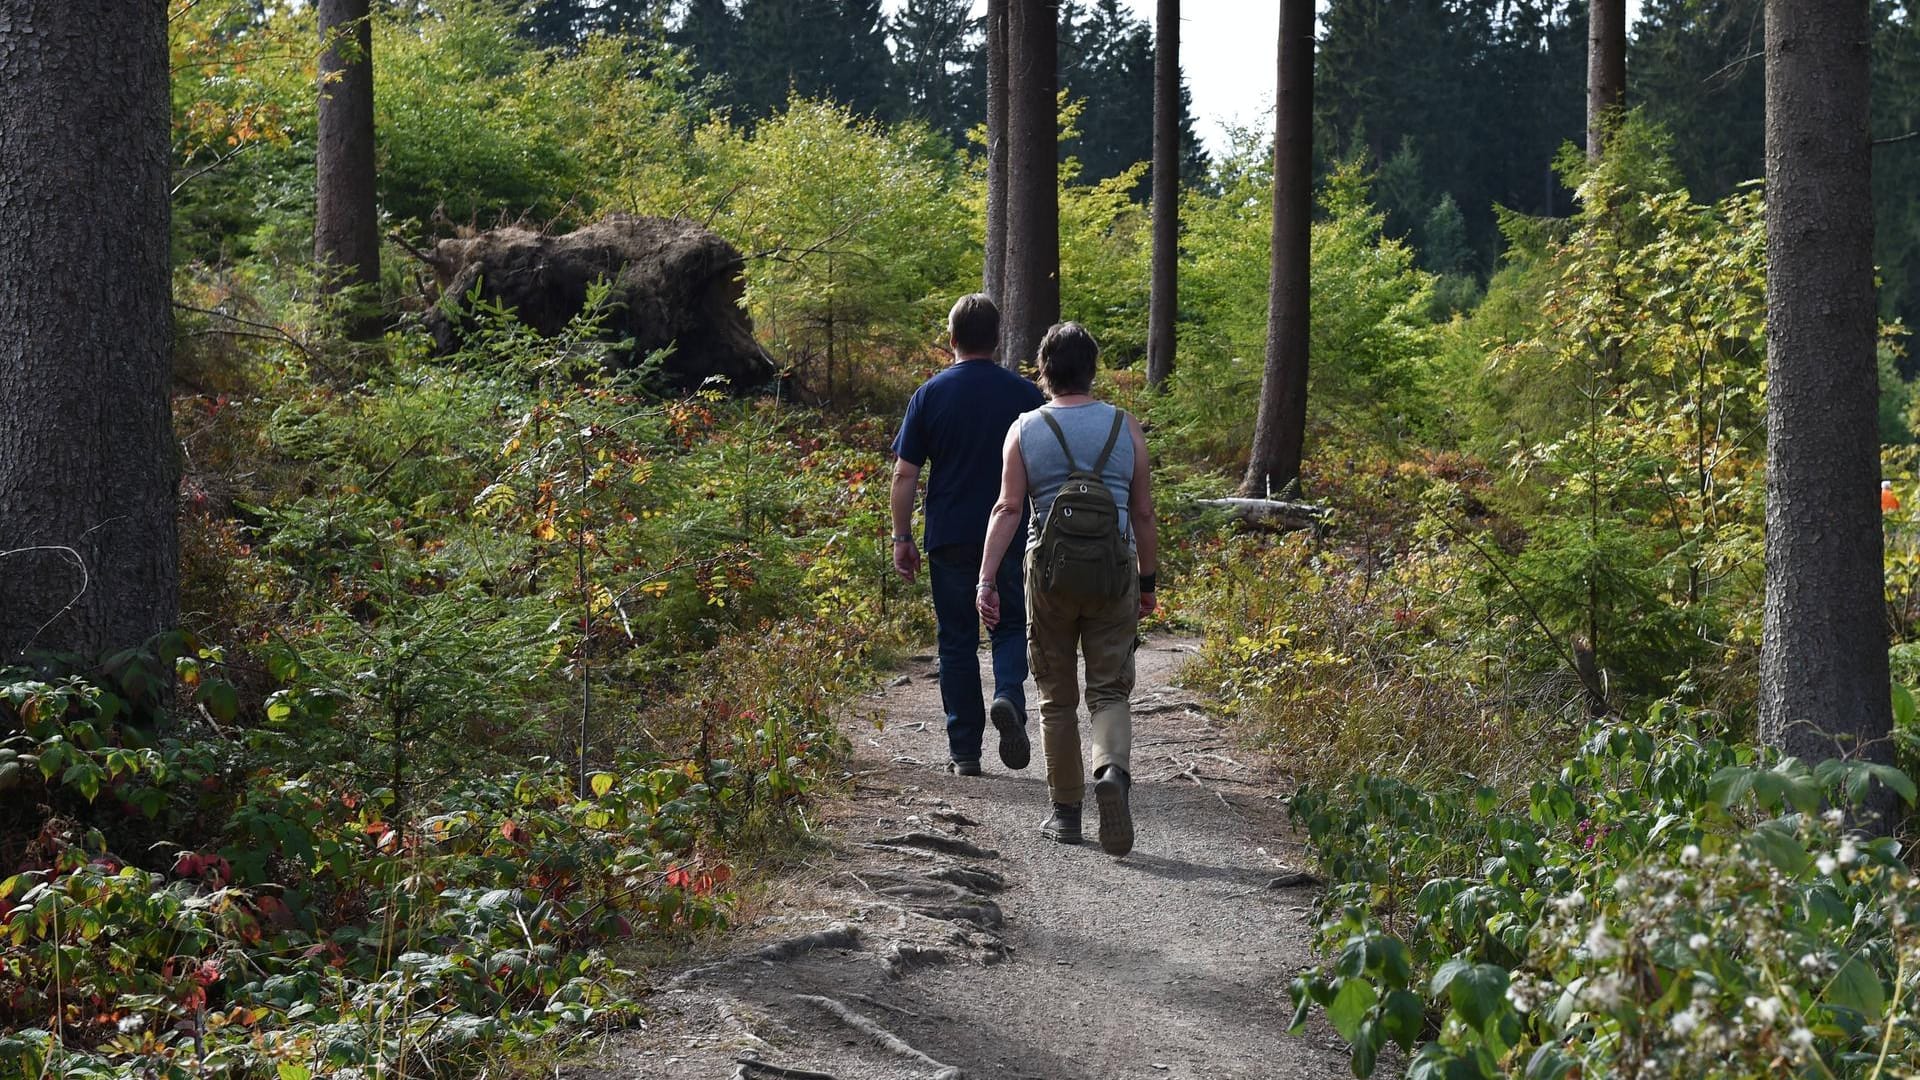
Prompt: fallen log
<box><xmin>1193</xmin><ymin>497</ymin><xmax>1330</xmax><ymax>531</ymax></box>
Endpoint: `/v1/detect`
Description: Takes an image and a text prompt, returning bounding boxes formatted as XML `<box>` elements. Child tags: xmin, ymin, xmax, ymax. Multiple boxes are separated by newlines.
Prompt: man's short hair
<box><xmin>948</xmin><ymin>293</ymin><xmax>1000</xmax><ymax>356</ymax></box>
<box><xmin>1036</xmin><ymin>321</ymin><xmax>1099</xmax><ymax>397</ymax></box>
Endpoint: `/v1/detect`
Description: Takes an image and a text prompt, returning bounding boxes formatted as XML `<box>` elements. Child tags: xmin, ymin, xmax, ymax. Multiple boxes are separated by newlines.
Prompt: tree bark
<box><xmin>0</xmin><ymin>1</ymin><xmax>178</xmax><ymax>662</ymax></box>
<box><xmin>1240</xmin><ymin>0</ymin><xmax>1313</xmax><ymax>499</ymax></box>
<box><xmin>1760</xmin><ymin>0</ymin><xmax>1896</xmax><ymax>827</ymax></box>
<box><xmin>1002</xmin><ymin>0</ymin><xmax>1059</xmax><ymax>373</ymax></box>
<box><xmin>316</xmin><ymin>0</ymin><xmax>381</xmax><ymax>330</ymax></box>
<box><xmin>984</xmin><ymin>0</ymin><xmax>1009</xmax><ymax>325</ymax></box>
<box><xmin>1146</xmin><ymin>0</ymin><xmax>1179</xmax><ymax>391</ymax></box>
<box><xmin>1586</xmin><ymin>0</ymin><xmax>1626</xmax><ymax>159</ymax></box>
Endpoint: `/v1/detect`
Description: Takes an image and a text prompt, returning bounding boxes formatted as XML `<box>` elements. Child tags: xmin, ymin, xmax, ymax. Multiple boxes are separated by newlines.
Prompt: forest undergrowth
<box><xmin>0</xmin><ymin>293</ymin><xmax>927</xmax><ymax>1076</ymax></box>
<box><xmin>1167</xmin><ymin>126</ymin><xmax>1920</xmax><ymax>1077</ymax></box>
<box><xmin>10</xmin><ymin>4</ymin><xmax>1920</xmax><ymax>1075</ymax></box>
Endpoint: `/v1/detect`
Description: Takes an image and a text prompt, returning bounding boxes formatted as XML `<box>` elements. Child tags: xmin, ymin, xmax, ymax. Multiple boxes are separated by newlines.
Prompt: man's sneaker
<box><xmin>949</xmin><ymin>759</ymin><xmax>983</xmax><ymax>777</ymax></box>
<box><xmin>989</xmin><ymin>698</ymin><xmax>1031</xmax><ymax>770</ymax></box>
<box><xmin>1040</xmin><ymin>802</ymin><xmax>1082</xmax><ymax>844</ymax></box>
<box><xmin>1093</xmin><ymin>766</ymin><xmax>1134</xmax><ymax>856</ymax></box>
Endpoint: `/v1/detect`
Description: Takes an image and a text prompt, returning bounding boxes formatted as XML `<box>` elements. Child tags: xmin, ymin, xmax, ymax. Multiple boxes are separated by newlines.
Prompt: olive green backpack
<box><xmin>1033</xmin><ymin>408</ymin><xmax>1132</xmax><ymax>599</ymax></box>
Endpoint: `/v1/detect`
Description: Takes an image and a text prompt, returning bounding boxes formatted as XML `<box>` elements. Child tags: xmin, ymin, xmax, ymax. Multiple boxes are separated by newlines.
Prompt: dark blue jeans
<box><xmin>927</xmin><ymin>543</ymin><xmax>1028</xmax><ymax>763</ymax></box>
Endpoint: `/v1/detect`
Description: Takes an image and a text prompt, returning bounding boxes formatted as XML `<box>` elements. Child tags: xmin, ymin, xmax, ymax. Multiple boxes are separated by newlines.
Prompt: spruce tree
<box><xmin>1760</xmin><ymin>0</ymin><xmax>1897</xmax><ymax>829</ymax></box>
<box><xmin>0</xmin><ymin>0</ymin><xmax>179</xmax><ymax>660</ymax></box>
<box><xmin>893</xmin><ymin>0</ymin><xmax>976</xmax><ymax>143</ymax></box>
<box><xmin>1242</xmin><ymin>0</ymin><xmax>1314</xmax><ymax>499</ymax></box>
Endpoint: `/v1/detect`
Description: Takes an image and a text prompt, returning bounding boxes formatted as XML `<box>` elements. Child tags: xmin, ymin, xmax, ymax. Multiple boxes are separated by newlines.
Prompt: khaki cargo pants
<box><xmin>1025</xmin><ymin>549</ymin><xmax>1138</xmax><ymax>807</ymax></box>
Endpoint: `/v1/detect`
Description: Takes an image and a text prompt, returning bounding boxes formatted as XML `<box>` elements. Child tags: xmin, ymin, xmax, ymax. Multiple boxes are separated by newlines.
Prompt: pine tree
<box><xmin>892</xmin><ymin>0</ymin><xmax>976</xmax><ymax>143</ymax></box>
<box><xmin>0</xmin><ymin>0</ymin><xmax>179</xmax><ymax>660</ymax></box>
<box><xmin>1588</xmin><ymin>0</ymin><xmax>1628</xmax><ymax>157</ymax></box>
<box><xmin>1147</xmin><ymin>0</ymin><xmax>1178</xmax><ymax>390</ymax></box>
<box><xmin>522</xmin><ymin>0</ymin><xmax>664</xmax><ymax>47</ymax></box>
<box><xmin>984</xmin><ymin>0</ymin><xmax>1009</xmax><ymax>308</ymax></box>
<box><xmin>1760</xmin><ymin>0</ymin><xmax>1897</xmax><ymax>829</ymax></box>
<box><xmin>1003</xmin><ymin>0</ymin><xmax>1060</xmax><ymax>370</ymax></box>
<box><xmin>1241</xmin><ymin>0</ymin><xmax>1314</xmax><ymax>499</ymax></box>
<box><xmin>315</xmin><ymin>0</ymin><xmax>380</xmax><ymax>335</ymax></box>
<box><xmin>676</xmin><ymin>0</ymin><xmax>742</xmax><ymax>111</ymax></box>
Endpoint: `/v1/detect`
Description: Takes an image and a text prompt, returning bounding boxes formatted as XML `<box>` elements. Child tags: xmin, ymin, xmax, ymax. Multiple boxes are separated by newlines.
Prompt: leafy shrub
<box><xmin>1285</xmin><ymin>713</ymin><xmax>1919</xmax><ymax>1078</ymax></box>
<box><xmin>0</xmin><ymin>639</ymin><xmax>797</xmax><ymax>1077</ymax></box>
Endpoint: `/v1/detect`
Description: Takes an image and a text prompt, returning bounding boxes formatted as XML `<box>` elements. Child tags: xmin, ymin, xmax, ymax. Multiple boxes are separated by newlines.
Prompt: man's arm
<box><xmin>1126</xmin><ymin>415</ymin><xmax>1158</xmax><ymax>619</ymax></box>
<box><xmin>890</xmin><ymin>458</ymin><xmax>922</xmax><ymax>583</ymax></box>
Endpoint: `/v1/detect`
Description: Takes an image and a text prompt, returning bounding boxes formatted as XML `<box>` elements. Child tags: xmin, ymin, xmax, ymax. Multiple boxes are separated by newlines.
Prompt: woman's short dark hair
<box><xmin>948</xmin><ymin>293</ymin><xmax>1000</xmax><ymax>356</ymax></box>
<box><xmin>1036</xmin><ymin>321</ymin><xmax>1098</xmax><ymax>397</ymax></box>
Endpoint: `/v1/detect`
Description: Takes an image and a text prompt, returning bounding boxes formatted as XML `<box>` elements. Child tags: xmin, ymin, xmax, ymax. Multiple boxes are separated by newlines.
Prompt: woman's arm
<box><xmin>976</xmin><ymin>424</ymin><xmax>1030</xmax><ymax>629</ymax></box>
<box><xmin>1126</xmin><ymin>414</ymin><xmax>1157</xmax><ymax>618</ymax></box>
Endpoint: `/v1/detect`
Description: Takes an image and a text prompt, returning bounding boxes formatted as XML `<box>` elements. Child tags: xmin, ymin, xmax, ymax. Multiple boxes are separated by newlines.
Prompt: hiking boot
<box><xmin>989</xmin><ymin>697</ymin><xmax>1031</xmax><ymax>771</ymax></box>
<box><xmin>949</xmin><ymin>758</ymin><xmax>982</xmax><ymax>777</ymax></box>
<box><xmin>1040</xmin><ymin>802</ymin><xmax>1082</xmax><ymax>844</ymax></box>
<box><xmin>1093</xmin><ymin>766</ymin><xmax>1134</xmax><ymax>856</ymax></box>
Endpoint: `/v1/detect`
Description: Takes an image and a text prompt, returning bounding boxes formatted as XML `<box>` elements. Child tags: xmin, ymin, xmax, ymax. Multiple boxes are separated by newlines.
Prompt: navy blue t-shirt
<box><xmin>892</xmin><ymin>359</ymin><xmax>1046</xmax><ymax>552</ymax></box>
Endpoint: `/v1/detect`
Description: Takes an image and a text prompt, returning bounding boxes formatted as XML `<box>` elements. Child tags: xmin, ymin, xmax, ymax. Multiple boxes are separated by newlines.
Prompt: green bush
<box><xmin>1286</xmin><ymin>713</ymin><xmax>1919</xmax><ymax>1079</ymax></box>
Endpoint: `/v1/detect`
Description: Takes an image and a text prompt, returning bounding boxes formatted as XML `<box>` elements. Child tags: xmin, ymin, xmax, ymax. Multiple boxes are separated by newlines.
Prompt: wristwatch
<box><xmin>891</xmin><ymin>534</ymin><xmax>913</xmax><ymax>544</ymax></box>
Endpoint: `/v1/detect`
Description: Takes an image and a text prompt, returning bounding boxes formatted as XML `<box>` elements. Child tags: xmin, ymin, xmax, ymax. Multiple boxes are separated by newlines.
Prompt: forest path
<box><xmin>568</xmin><ymin>634</ymin><xmax>1351</xmax><ymax>1080</ymax></box>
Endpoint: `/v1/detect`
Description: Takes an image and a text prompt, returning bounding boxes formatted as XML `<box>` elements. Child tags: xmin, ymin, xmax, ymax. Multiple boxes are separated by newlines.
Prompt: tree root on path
<box><xmin>868</xmin><ymin>831</ymin><xmax>999</xmax><ymax>859</ymax></box>
<box><xmin>795</xmin><ymin>993</ymin><xmax>965</xmax><ymax>1079</ymax></box>
<box><xmin>668</xmin><ymin>923</ymin><xmax>864</xmax><ymax>986</ymax></box>
<box><xmin>848</xmin><ymin>991</ymin><xmax>922</xmax><ymax>1017</ymax></box>
<box><xmin>909</xmin><ymin>900</ymin><xmax>1003</xmax><ymax>929</ymax></box>
<box><xmin>840</xmin><ymin>870</ymin><xmax>975</xmax><ymax>902</ymax></box>
<box><xmin>883</xmin><ymin>940</ymin><xmax>957</xmax><ymax>976</ymax></box>
<box><xmin>732</xmin><ymin>1056</ymin><xmax>843</xmax><ymax>1080</ymax></box>
<box><xmin>926</xmin><ymin>865</ymin><xmax>1006</xmax><ymax>893</ymax></box>
<box><xmin>1129</xmin><ymin>697</ymin><xmax>1207</xmax><ymax>716</ymax></box>
<box><xmin>1163</xmin><ymin>754</ymin><xmax>1236</xmax><ymax>811</ymax></box>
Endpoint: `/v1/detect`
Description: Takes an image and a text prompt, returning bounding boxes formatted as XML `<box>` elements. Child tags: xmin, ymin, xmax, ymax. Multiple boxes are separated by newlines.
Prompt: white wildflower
<box><xmin>1688</xmin><ymin>933</ymin><xmax>1709</xmax><ymax>951</ymax></box>
<box><xmin>1553</xmin><ymin>889</ymin><xmax>1587</xmax><ymax>915</ymax></box>
<box><xmin>1824</xmin><ymin>808</ymin><xmax>1846</xmax><ymax>826</ymax></box>
<box><xmin>1680</xmin><ymin>844</ymin><xmax>1701</xmax><ymax>865</ymax></box>
<box><xmin>1586</xmin><ymin>918</ymin><xmax>1622</xmax><ymax>961</ymax></box>
<box><xmin>1745</xmin><ymin>995</ymin><xmax>1783</xmax><ymax>1024</ymax></box>
<box><xmin>1790</xmin><ymin>1027</ymin><xmax>1815</xmax><ymax>1049</ymax></box>
<box><xmin>1838</xmin><ymin>837</ymin><xmax>1859</xmax><ymax>865</ymax></box>
<box><xmin>1670</xmin><ymin>1007</ymin><xmax>1702</xmax><ymax>1036</ymax></box>
<box><xmin>1507</xmin><ymin>982</ymin><xmax>1534</xmax><ymax>1013</ymax></box>
<box><xmin>117</xmin><ymin>1015</ymin><xmax>146</xmax><ymax>1035</ymax></box>
<box><xmin>1818</xmin><ymin>853</ymin><xmax>1839</xmax><ymax>875</ymax></box>
<box><xmin>1582</xmin><ymin>973</ymin><xmax>1625</xmax><ymax>1009</ymax></box>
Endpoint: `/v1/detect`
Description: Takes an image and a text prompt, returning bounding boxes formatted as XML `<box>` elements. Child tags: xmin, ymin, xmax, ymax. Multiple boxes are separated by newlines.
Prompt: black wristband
<box><xmin>1139</xmin><ymin>572</ymin><xmax>1157</xmax><ymax>593</ymax></box>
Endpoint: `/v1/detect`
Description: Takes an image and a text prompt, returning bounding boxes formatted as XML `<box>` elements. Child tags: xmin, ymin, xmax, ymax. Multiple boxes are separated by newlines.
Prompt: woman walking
<box><xmin>975</xmin><ymin>322</ymin><xmax>1157</xmax><ymax>856</ymax></box>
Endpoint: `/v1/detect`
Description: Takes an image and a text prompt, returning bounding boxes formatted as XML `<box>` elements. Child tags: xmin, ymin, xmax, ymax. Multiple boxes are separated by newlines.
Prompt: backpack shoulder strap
<box><xmin>1091</xmin><ymin>407</ymin><xmax>1128</xmax><ymax>475</ymax></box>
<box><xmin>1037</xmin><ymin>410</ymin><xmax>1081</xmax><ymax>473</ymax></box>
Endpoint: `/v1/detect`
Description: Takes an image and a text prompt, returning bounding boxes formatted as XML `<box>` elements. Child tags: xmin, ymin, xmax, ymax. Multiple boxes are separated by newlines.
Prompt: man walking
<box><xmin>891</xmin><ymin>294</ymin><xmax>1045</xmax><ymax>775</ymax></box>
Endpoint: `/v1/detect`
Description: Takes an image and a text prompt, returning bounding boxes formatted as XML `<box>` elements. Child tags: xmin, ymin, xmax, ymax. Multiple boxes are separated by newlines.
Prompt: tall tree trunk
<box><xmin>0</xmin><ymin>1</ymin><xmax>178</xmax><ymax>662</ymax></box>
<box><xmin>1240</xmin><ymin>0</ymin><xmax>1313</xmax><ymax>498</ymax></box>
<box><xmin>1002</xmin><ymin>0</ymin><xmax>1059</xmax><ymax>372</ymax></box>
<box><xmin>316</xmin><ymin>0</ymin><xmax>381</xmax><ymax>334</ymax></box>
<box><xmin>984</xmin><ymin>0</ymin><xmax>1009</xmax><ymax>321</ymax></box>
<box><xmin>1146</xmin><ymin>0</ymin><xmax>1179</xmax><ymax>391</ymax></box>
<box><xmin>1586</xmin><ymin>0</ymin><xmax>1626</xmax><ymax>159</ymax></box>
<box><xmin>1760</xmin><ymin>0</ymin><xmax>1896</xmax><ymax>828</ymax></box>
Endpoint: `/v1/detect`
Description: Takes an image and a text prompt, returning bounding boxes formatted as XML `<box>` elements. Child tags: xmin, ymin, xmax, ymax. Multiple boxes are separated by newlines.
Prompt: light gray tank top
<box><xmin>1017</xmin><ymin>402</ymin><xmax>1135</xmax><ymax>552</ymax></box>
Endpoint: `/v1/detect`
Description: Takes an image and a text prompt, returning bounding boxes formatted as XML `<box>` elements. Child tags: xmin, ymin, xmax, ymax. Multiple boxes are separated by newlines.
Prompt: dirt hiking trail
<box><xmin>569</xmin><ymin>634</ymin><xmax>1352</xmax><ymax>1079</ymax></box>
